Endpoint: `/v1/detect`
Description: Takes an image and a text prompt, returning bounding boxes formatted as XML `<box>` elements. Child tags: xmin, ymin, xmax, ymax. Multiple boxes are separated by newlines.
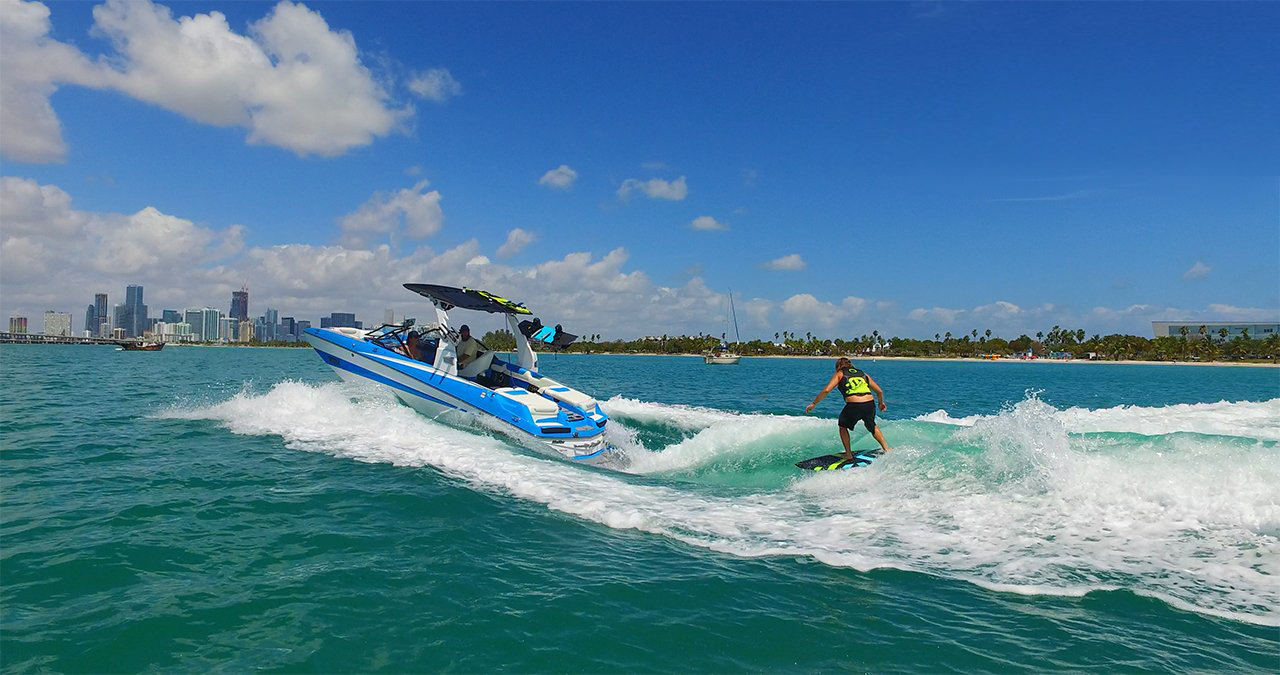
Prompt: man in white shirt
<box><xmin>456</xmin><ymin>324</ymin><xmax>480</xmax><ymax>369</ymax></box>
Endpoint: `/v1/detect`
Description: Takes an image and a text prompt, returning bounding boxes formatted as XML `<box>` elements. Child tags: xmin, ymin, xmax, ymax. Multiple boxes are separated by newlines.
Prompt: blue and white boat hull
<box><xmin>303</xmin><ymin>327</ymin><xmax>614</xmax><ymax>464</ymax></box>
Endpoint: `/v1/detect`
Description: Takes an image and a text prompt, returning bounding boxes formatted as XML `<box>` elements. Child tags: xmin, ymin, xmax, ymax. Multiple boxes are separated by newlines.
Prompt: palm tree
<box><xmin>774</xmin><ymin>332</ymin><xmax>780</xmax><ymax>341</ymax></box>
<box><xmin>934</xmin><ymin>333</ymin><xmax>940</xmax><ymax>342</ymax></box>
<box><xmin>984</xmin><ymin>329</ymin><xmax>992</xmax><ymax>340</ymax></box>
<box><xmin>1218</xmin><ymin>327</ymin><xmax>1229</xmax><ymax>342</ymax></box>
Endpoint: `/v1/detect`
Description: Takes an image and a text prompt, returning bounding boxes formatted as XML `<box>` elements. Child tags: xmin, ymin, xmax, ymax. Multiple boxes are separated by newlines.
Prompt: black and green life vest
<box><xmin>839</xmin><ymin>367</ymin><xmax>872</xmax><ymax>397</ymax></box>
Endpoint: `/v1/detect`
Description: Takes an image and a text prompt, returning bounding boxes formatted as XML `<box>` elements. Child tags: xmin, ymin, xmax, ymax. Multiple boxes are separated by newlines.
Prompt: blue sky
<box><xmin>2</xmin><ymin>0</ymin><xmax>1277</xmax><ymax>340</ymax></box>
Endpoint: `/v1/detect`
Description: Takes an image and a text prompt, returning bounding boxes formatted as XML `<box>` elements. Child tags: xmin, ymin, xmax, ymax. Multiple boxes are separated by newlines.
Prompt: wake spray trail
<box><xmin>161</xmin><ymin>383</ymin><xmax>1280</xmax><ymax>627</ymax></box>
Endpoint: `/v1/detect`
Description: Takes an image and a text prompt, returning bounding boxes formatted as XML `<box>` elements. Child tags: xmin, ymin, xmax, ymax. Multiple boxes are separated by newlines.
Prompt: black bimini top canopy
<box><xmin>403</xmin><ymin>284</ymin><xmax>532</xmax><ymax>315</ymax></box>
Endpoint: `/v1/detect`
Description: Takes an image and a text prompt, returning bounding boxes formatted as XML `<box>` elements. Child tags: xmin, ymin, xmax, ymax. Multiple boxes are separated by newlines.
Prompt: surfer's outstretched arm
<box><xmin>867</xmin><ymin>375</ymin><xmax>887</xmax><ymax>411</ymax></box>
<box><xmin>805</xmin><ymin>372</ymin><xmax>842</xmax><ymax>413</ymax></box>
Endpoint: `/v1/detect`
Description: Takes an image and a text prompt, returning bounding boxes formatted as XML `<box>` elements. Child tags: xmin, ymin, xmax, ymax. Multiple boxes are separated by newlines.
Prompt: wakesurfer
<box><xmin>805</xmin><ymin>357</ymin><xmax>891</xmax><ymax>461</ymax></box>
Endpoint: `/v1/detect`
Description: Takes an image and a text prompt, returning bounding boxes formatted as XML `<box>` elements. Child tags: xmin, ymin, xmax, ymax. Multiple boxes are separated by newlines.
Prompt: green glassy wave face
<box><xmin>2</xmin><ymin>346</ymin><xmax>1277</xmax><ymax>672</ymax></box>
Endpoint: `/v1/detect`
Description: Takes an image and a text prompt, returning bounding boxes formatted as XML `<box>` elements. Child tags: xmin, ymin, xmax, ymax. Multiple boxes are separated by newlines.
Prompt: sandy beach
<box><xmin>568</xmin><ymin>352</ymin><xmax>1278</xmax><ymax>368</ymax></box>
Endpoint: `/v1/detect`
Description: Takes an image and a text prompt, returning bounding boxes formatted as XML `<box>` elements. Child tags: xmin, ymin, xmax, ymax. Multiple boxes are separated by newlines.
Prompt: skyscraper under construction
<box><xmin>230</xmin><ymin>287</ymin><xmax>249</xmax><ymax>322</ymax></box>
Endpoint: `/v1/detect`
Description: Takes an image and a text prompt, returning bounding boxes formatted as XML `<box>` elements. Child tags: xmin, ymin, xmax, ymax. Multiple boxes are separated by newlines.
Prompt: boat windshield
<box><xmin>368</xmin><ymin>322</ymin><xmax>442</xmax><ymax>357</ymax></box>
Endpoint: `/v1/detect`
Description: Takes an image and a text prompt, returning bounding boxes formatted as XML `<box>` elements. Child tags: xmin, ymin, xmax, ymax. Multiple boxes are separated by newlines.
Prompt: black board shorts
<box><xmin>838</xmin><ymin>400</ymin><xmax>876</xmax><ymax>432</ymax></box>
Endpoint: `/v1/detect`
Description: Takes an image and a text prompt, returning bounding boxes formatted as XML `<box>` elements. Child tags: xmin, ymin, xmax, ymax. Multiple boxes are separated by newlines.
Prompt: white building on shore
<box><xmin>1152</xmin><ymin>321</ymin><xmax>1279</xmax><ymax>340</ymax></box>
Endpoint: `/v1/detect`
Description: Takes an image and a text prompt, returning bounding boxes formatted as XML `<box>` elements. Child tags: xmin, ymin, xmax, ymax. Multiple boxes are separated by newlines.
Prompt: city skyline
<box><xmin>1</xmin><ymin>1</ymin><xmax>1276</xmax><ymax>340</ymax></box>
<box><xmin>7</xmin><ymin>282</ymin><xmax>369</xmax><ymax>341</ymax></box>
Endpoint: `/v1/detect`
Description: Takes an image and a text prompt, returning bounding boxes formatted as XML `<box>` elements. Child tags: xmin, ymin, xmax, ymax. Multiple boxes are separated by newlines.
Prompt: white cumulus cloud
<box><xmin>538</xmin><ymin>165</ymin><xmax>578</xmax><ymax>189</ymax></box>
<box><xmin>1</xmin><ymin>0</ymin><xmax>409</xmax><ymax>162</ymax></box>
<box><xmin>690</xmin><ymin>216</ymin><xmax>728</xmax><ymax>231</ymax></box>
<box><xmin>496</xmin><ymin>228</ymin><xmax>535</xmax><ymax>258</ymax></box>
<box><xmin>761</xmin><ymin>253</ymin><xmax>806</xmax><ymax>271</ymax></box>
<box><xmin>1205</xmin><ymin>304</ymin><xmax>1278</xmax><ymax>322</ymax></box>
<box><xmin>339</xmin><ymin>180</ymin><xmax>443</xmax><ymax>249</ymax></box>
<box><xmin>617</xmin><ymin>176</ymin><xmax>688</xmax><ymax>201</ymax></box>
<box><xmin>0</xmin><ymin>0</ymin><xmax>109</xmax><ymax>162</ymax></box>
<box><xmin>407</xmin><ymin>67</ymin><xmax>462</xmax><ymax>102</ymax></box>
<box><xmin>908</xmin><ymin>307</ymin><xmax>964</xmax><ymax>324</ymax></box>
<box><xmin>0</xmin><ymin>176</ymin><xmax>243</xmax><ymax>314</ymax></box>
<box><xmin>1183</xmin><ymin>260</ymin><xmax>1212</xmax><ymax>281</ymax></box>
<box><xmin>780</xmin><ymin>293</ymin><xmax>869</xmax><ymax>330</ymax></box>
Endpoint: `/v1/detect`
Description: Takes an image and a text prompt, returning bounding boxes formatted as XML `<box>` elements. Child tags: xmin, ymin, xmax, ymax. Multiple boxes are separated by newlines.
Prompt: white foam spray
<box><xmin>160</xmin><ymin>383</ymin><xmax>1280</xmax><ymax>626</ymax></box>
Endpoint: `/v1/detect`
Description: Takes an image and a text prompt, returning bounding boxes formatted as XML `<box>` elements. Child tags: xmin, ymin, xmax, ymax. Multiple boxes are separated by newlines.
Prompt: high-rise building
<box><xmin>113</xmin><ymin>304</ymin><xmax>128</xmax><ymax>337</ymax></box>
<box><xmin>296</xmin><ymin>320</ymin><xmax>311</xmax><ymax>335</ymax></box>
<box><xmin>263</xmin><ymin>308</ymin><xmax>279</xmax><ymax>342</ymax></box>
<box><xmin>9</xmin><ymin>316</ymin><xmax>28</xmax><ymax>333</ymax></box>
<box><xmin>184</xmin><ymin>309</ymin><xmax>205</xmax><ymax>341</ymax></box>
<box><xmin>94</xmin><ymin>293</ymin><xmax>109</xmax><ymax>336</ymax></box>
<box><xmin>122</xmin><ymin>285</ymin><xmax>147</xmax><ymax>337</ymax></box>
<box><xmin>281</xmin><ymin>317</ymin><xmax>297</xmax><ymax>339</ymax></box>
<box><xmin>202</xmin><ymin>308</ymin><xmax>222</xmax><ymax>342</ymax></box>
<box><xmin>325</xmin><ymin>312</ymin><xmax>358</xmax><ymax>328</ymax></box>
<box><xmin>85</xmin><ymin>304</ymin><xmax>97</xmax><ymax>337</ymax></box>
<box><xmin>219</xmin><ymin>316</ymin><xmax>238</xmax><ymax>342</ymax></box>
<box><xmin>230</xmin><ymin>288</ymin><xmax>249</xmax><ymax>322</ymax></box>
<box><xmin>43</xmin><ymin>311</ymin><xmax>72</xmax><ymax>336</ymax></box>
<box><xmin>162</xmin><ymin>309</ymin><xmax>182</xmax><ymax>324</ymax></box>
<box><xmin>238</xmin><ymin>320</ymin><xmax>254</xmax><ymax>343</ymax></box>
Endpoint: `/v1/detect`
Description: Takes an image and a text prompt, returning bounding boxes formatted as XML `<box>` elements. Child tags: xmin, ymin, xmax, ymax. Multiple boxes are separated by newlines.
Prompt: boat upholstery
<box><xmin>458</xmin><ymin>350</ymin><xmax>496</xmax><ymax>378</ymax></box>
<box><xmin>494</xmin><ymin>387</ymin><xmax>559</xmax><ymax>417</ymax></box>
<box><xmin>541</xmin><ymin>386</ymin><xmax>597</xmax><ymax>412</ymax></box>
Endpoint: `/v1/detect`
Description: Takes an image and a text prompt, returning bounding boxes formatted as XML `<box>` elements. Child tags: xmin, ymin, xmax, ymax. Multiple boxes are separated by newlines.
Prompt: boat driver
<box><xmin>457</xmin><ymin>324</ymin><xmax>481</xmax><ymax>369</ymax></box>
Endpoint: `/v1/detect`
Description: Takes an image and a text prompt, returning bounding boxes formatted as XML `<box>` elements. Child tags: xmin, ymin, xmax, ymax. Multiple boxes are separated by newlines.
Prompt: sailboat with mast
<box><xmin>705</xmin><ymin>290</ymin><xmax>743</xmax><ymax>365</ymax></box>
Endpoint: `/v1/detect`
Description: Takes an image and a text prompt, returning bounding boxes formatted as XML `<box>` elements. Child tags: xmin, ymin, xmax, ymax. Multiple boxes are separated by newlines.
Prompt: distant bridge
<box><xmin>0</xmin><ymin>332</ymin><xmax>125</xmax><ymax>346</ymax></box>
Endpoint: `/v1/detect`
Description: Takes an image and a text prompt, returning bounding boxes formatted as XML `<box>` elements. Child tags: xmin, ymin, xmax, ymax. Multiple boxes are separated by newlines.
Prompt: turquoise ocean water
<box><xmin>2</xmin><ymin>345</ymin><xmax>1278</xmax><ymax>672</ymax></box>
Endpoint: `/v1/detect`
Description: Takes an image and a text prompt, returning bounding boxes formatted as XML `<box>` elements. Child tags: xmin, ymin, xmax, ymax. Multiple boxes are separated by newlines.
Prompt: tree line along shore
<box><xmin>145</xmin><ymin>325</ymin><xmax>1278</xmax><ymax>364</ymax></box>
<box><xmin>479</xmin><ymin>326</ymin><xmax>1279</xmax><ymax>363</ymax></box>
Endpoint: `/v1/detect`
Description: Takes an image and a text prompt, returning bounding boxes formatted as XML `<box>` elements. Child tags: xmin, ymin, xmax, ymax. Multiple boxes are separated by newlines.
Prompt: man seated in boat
<box><xmin>457</xmin><ymin>324</ymin><xmax>481</xmax><ymax>370</ymax></box>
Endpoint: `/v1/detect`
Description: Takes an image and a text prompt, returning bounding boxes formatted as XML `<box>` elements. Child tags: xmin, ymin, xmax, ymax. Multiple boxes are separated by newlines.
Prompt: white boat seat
<box><xmin>494</xmin><ymin>387</ymin><xmax>559</xmax><ymax>418</ymax></box>
<box><xmin>499</xmin><ymin>362</ymin><xmax>548</xmax><ymax>386</ymax></box>
<box><xmin>540</xmin><ymin>386</ymin><xmax>597</xmax><ymax>412</ymax></box>
<box><xmin>458</xmin><ymin>350</ymin><xmax>496</xmax><ymax>378</ymax></box>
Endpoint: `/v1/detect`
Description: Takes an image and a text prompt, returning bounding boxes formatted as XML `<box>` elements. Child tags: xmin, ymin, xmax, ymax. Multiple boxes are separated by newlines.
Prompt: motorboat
<box><xmin>303</xmin><ymin>284</ymin><xmax>615</xmax><ymax>464</ymax></box>
<box><xmin>118</xmin><ymin>341</ymin><xmax>164</xmax><ymax>351</ymax></box>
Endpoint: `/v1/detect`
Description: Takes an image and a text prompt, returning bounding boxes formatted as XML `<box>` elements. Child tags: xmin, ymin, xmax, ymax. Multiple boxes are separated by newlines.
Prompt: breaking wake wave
<box><xmin>161</xmin><ymin>384</ymin><xmax>1280</xmax><ymax>626</ymax></box>
<box><xmin>915</xmin><ymin>397</ymin><xmax>1280</xmax><ymax>441</ymax></box>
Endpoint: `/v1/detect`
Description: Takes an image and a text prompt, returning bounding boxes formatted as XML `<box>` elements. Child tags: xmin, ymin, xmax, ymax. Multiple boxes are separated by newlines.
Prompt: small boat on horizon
<box><xmin>118</xmin><ymin>341</ymin><xmax>164</xmax><ymax>351</ymax></box>
<box><xmin>705</xmin><ymin>290</ymin><xmax>743</xmax><ymax>365</ymax></box>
